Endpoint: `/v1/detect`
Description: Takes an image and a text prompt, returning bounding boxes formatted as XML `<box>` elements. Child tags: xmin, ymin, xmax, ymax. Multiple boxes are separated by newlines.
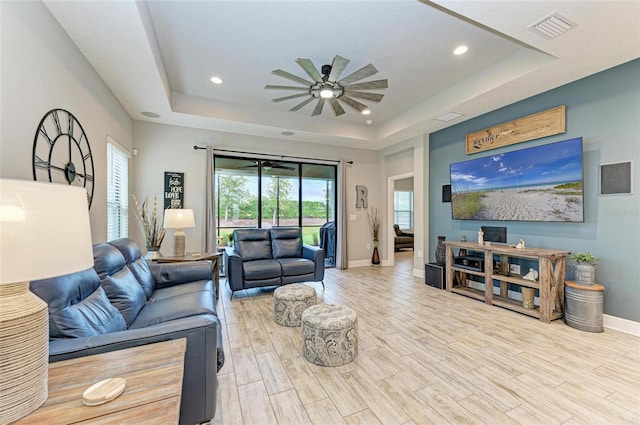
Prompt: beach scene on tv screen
<box><xmin>450</xmin><ymin>138</ymin><xmax>584</xmax><ymax>222</ymax></box>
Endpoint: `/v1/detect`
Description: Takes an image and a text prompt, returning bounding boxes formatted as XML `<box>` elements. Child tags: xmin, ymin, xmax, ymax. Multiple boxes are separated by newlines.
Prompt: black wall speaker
<box><xmin>600</xmin><ymin>161</ymin><xmax>633</xmax><ymax>195</ymax></box>
<box><xmin>442</xmin><ymin>184</ymin><xmax>451</xmax><ymax>203</ymax></box>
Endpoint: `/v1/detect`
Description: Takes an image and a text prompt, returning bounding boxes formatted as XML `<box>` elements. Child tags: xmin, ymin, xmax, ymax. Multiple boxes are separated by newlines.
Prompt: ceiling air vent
<box><xmin>529</xmin><ymin>12</ymin><xmax>575</xmax><ymax>39</ymax></box>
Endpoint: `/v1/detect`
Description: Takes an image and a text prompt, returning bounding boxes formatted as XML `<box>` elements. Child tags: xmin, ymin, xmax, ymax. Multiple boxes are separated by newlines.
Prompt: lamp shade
<box><xmin>0</xmin><ymin>179</ymin><xmax>93</xmax><ymax>284</ymax></box>
<box><xmin>163</xmin><ymin>209</ymin><xmax>195</xmax><ymax>229</ymax></box>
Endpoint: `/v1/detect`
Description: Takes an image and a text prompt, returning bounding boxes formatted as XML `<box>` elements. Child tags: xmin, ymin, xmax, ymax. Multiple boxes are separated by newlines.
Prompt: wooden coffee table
<box><xmin>155</xmin><ymin>252</ymin><xmax>221</xmax><ymax>298</ymax></box>
<box><xmin>14</xmin><ymin>339</ymin><xmax>186</xmax><ymax>425</ymax></box>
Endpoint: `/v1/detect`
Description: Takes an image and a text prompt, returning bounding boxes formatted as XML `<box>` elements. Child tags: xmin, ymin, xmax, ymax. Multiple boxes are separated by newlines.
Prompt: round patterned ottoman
<box><xmin>301</xmin><ymin>304</ymin><xmax>358</xmax><ymax>367</ymax></box>
<box><xmin>273</xmin><ymin>284</ymin><xmax>317</xmax><ymax>327</ymax></box>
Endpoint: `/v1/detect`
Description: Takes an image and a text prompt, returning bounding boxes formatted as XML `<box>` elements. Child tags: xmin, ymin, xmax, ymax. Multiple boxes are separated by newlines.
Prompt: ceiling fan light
<box><xmin>320</xmin><ymin>87</ymin><xmax>334</xmax><ymax>99</ymax></box>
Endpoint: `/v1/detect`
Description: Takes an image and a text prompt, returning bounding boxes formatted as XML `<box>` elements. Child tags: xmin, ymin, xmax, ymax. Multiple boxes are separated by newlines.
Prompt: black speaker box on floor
<box><xmin>425</xmin><ymin>263</ymin><xmax>445</xmax><ymax>289</ymax></box>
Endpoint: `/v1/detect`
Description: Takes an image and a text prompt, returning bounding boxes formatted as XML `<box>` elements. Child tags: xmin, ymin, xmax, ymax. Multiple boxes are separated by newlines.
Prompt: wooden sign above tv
<box><xmin>465</xmin><ymin>105</ymin><xmax>566</xmax><ymax>155</ymax></box>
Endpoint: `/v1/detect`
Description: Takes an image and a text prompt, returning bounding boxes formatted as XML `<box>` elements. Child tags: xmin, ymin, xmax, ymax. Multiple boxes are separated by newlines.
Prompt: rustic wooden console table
<box><xmin>445</xmin><ymin>241</ymin><xmax>569</xmax><ymax>323</ymax></box>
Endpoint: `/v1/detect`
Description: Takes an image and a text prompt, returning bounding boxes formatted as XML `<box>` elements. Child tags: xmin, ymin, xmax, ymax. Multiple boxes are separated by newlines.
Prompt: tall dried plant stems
<box><xmin>367</xmin><ymin>207</ymin><xmax>381</xmax><ymax>241</ymax></box>
<box><xmin>132</xmin><ymin>194</ymin><xmax>166</xmax><ymax>248</ymax></box>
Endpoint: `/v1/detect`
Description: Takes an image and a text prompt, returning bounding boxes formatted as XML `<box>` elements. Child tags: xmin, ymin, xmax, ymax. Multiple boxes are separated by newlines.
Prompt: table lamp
<box><xmin>163</xmin><ymin>209</ymin><xmax>195</xmax><ymax>257</ymax></box>
<box><xmin>0</xmin><ymin>179</ymin><xmax>93</xmax><ymax>423</ymax></box>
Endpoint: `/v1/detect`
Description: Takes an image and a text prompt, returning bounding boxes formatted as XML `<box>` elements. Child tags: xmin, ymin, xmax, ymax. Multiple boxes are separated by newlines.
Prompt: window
<box><xmin>214</xmin><ymin>156</ymin><xmax>337</xmax><ymax>265</ymax></box>
<box><xmin>107</xmin><ymin>139</ymin><xmax>129</xmax><ymax>240</ymax></box>
<box><xmin>394</xmin><ymin>191</ymin><xmax>413</xmax><ymax>229</ymax></box>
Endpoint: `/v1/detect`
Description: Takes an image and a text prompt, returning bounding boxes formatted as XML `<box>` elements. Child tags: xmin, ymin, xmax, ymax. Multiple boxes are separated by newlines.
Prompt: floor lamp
<box><xmin>0</xmin><ymin>179</ymin><xmax>93</xmax><ymax>423</ymax></box>
<box><xmin>164</xmin><ymin>209</ymin><xmax>195</xmax><ymax>257</ymax></box>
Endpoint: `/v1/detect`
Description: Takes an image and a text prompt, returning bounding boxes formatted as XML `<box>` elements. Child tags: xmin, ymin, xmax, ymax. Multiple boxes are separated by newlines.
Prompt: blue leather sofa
<box><xmin>226</xmin><ymin>227</ymin><xmax>325</xmax><ymax>297</ymax></box>
<box><xmin>30</xmin><ymin>238</ymin><xmax>223</xmax><ymax>425</ymax></box>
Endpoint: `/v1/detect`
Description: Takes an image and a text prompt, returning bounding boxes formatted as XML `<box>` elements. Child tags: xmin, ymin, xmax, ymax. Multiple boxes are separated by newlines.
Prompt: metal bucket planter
<box><xmin>574</xmin><ymin>263</ymin><xmax>595</xmax><ymax>286</ymax></box>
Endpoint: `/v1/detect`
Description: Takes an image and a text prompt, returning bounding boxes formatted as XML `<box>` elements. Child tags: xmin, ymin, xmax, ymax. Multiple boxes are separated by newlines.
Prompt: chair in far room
<box><xmin>393</xmin><ymin>224</ymin><xmax>414</xmax><ymax>251</ymax></box>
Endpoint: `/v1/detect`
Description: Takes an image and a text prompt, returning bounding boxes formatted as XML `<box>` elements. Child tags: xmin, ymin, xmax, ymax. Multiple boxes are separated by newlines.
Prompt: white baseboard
<box><xmin>348</xmin><ymin>259</ymin><xmax>376</xmax><ymax>268</ymax></box>
<box><xmin>467</xmin><ymin>281</ymin><xmax>640</xmax><ymax>336</ymax></box>
<box><xmin>603</xmin><ymin>314</ymin><xmax>640</xmax><ymax>336</ymax></box>
<box><xmin>413</xmin><ymin>268</ymin><xmax>424</xmax><ymax>278</ymax></box>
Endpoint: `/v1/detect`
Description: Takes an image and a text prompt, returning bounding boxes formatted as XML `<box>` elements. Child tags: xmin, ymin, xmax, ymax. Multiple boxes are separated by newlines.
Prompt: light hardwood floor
<box><xmin>212</xmin><ymin>252</ymin><xmax>640</xmax><ymax>425</ymax></box>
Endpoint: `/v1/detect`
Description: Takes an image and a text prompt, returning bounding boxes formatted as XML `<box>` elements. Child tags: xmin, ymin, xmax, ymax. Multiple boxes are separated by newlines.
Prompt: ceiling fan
<box><xmin>244</xmin><ymin>160</ymin><xmax>295</xmax><ymax>171</ymax></box>
<box><xmin>265</xmin><ymin>55</ymin><xmax>388</xmax><ymax>117</ymax></box>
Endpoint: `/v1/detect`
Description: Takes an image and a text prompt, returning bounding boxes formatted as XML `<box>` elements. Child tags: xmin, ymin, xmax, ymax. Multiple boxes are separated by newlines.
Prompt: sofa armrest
<box><xmin>225</xmin><ymin>247</ymin><xmax>245</xmax><ymax>292</ymax></box>
<box><xmin>303</xmin><ymin>244</ymin><xmax>325</xmax><ymax>281</ymax></box>
<box><xmin>49</xmin><ymin>315</ymin><xmax>223</xmax><ymax>371</ymax></box>
<box><xmin>49</xmin><ymin>315</ymin><xmax>221</xmax><ymax>425</ymax></box>
<box><xmin>148</xmin><ymin>261</ymin><xmax>213</xmax><ymax>289</ymax></box>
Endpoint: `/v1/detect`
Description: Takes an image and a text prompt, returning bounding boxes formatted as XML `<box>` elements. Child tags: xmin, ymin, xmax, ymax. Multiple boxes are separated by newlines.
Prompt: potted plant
<box><xmin>225</xmin><ymin>232</ymin><xmax>234</xmax><ymax>247</ymax></box>
<box><xmin>570</xmin><ymin>252</ymin><xmax>599</xmax><ymax>285</ymax></box>
<box><xmin>367</xmin><ymin>207</ymin><xmax>381</xmax><ymax>265</ymax></box>
<box><xmin>132</xmin><ymin>194</ymin><xmax>166</xmax><ymax>259</ymax></box>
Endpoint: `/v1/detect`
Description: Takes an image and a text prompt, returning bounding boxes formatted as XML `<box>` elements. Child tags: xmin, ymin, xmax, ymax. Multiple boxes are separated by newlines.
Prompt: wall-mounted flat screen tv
<box><xmin>450</xmin><ymin>137</ymin><xmax>584</xmax><ymax>222</ymax></box>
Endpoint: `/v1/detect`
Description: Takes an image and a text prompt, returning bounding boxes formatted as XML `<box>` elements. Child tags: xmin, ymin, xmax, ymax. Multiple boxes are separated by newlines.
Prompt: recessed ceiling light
<box><xmin>210</xmin><ymin>76</ymin><xmax>223</xmax><ymax>84</ymax></box>
<box><xmin>453</xmin><ymin>45</ymin><xmax>468</xmax><ymax>55</ymax></box>
<box><xmin>365</xmin><ymin>119</ymin><xmax>373</xmax><ymax>125</ymax></box>
<box><xmin>361</xmin><ymin>109</ymin><xmax>371</xmax><ymax>115</ymax></box>
<box><xmin>141</xmin><ymin>111</ymin><xmax>160</xmax><ymax>118</ymax></box>
<box><xmin>281</xmin><ymin>131</ymin><xmax>294</xmax><ymax>136</ymax></box>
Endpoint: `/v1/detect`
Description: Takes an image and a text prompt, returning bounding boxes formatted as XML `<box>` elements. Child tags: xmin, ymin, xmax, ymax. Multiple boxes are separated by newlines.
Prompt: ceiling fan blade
<box><xmin>311</xmin><ymin>99</ymin><xmax>325</xmax><ymax>116</ymax></box>
<box><xmin>296</xmin><ymin>58</ymin><xmax>323</xmax><ymax>82</ymax></box>
<box><xmin>272</xmin><ymin>69</ymin><xmax>313</xmax><ymax>86</ymax></box>
<box><xmin>338</xmin><ymin>63</ymin><xmax>378</xmax><ymax>85</ymax></box>
<box><xmin>328</xmin><ymin>98</ymin><xmax>346</xmax><ymax>116</ymax></box>
<box><xmin>328</xmin><ymin>55</ymin><xmax>350</xmax><ymax>82</ymax></box>
<box><xmin>290</xmin><ymin>96</ymin><xmax>315</xmax><ymax>111</ymax></box>
<box><xmin>265</xmin><ymin>84</ymin><xmax>310</xmax><ymax>91</ymax></box>
<box><xmin>343</xmin><ymin>91</ymin><xmax>384</xmax><ymax>102</ymax></box>
<box><xmin>338</xmin><ymin>96</ymin><xmax>368</xmax><ymax>113</ymax></box>
<box><xmin>273</xmin><ymin>164</ymin><xmax>295</xmax><ymax>170</ymax></box>
<box><xmin>272</xmin><ymin>93</ymin><xmax>310</xmax><ymax>103</ymax></box>
<box><xmin>343</xmin><ymin>79</ymin><xmax>388</xmax><ymax>91</ymax></box>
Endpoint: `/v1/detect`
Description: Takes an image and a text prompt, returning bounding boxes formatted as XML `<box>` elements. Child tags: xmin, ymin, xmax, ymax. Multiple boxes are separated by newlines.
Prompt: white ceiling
<box><xmin>44</xmin><ymin>0</ymin><xmax>640</xmax><ymax>150</ymax></box>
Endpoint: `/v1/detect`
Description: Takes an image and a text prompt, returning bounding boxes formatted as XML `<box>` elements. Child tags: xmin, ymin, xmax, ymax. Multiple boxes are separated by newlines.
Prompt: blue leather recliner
<box><xmin>226</xmin><ymin>227</ymin><xmax>325</xmax><ymax>298</ymax></box>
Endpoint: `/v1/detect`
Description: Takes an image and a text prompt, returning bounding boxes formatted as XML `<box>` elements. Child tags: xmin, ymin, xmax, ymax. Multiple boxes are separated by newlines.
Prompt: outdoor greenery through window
<box><xmin>215</xmin><ymin>156</ymin><xmax>336</xmax><ymax>264</ymax></box>
<box><xmin>107</xmin><ymin>139</ymin><xmax>128</xmax><ymax>240</ymax></box>
<box><xmin>394</xmin><ymin>191</ymin><xmax>413</xmax><ymax>229</ymax></box>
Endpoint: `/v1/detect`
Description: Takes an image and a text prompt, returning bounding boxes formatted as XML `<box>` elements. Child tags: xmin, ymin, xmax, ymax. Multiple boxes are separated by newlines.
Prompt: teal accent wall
<box><xmin>429</xmin><ymin>59</ymin><xmax>640</xmax><ymax>322</ymax></box>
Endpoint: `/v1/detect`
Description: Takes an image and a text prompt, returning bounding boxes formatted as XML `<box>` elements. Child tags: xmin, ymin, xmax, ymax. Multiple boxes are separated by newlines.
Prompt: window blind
<box><xmin>107</xmin><ymin>141</ymin><xmax>129</xmax><ymax>241</ymax></box>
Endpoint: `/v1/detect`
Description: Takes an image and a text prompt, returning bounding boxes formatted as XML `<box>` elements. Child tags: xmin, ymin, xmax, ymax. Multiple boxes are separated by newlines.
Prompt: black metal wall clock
<box><xmin>32</xmin><ymin>109</ymin><xmax>95</xmax><ymax>208</ymax></box>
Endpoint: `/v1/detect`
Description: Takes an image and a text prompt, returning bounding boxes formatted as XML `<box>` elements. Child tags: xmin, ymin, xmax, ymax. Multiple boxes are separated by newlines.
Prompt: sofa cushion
<box><xmin>109</xmin><ymin>238</ymin><xmax>155</xmax><ymax>298</ymax></box>
<box><xmin>270</xmin><ymin>228</ymin><xmax>303</xmax><ymax>258</ymax></box>
<box><xmin>150</xmin><ymin>280</ymin><xmax>215</xmax><ymax>302</ymax></box>
<box><xmin>129</xmin><ymin>291</ymin><xmax>217</xmax><ymax>329</ymax></box>
<box><xmin>242</xmin><ymin>259</ymin><xmax>282</xmax><ymax>281</ymax></box>
<box><xmin>277</xmin><ymin>258</ymin><xmax>316</xmax><ymax>277</ymax></box>
<box><xmin>93</xmin><ymin>243</ymin><xmax>147</xmax><ymax>326</ymax></box>
<box><xmin>235</xmin><ymin>229</ymin><xmax>272</xmax><ymax>261</ymax></box>
<box><xmin>30</xmin><ymin>268</ymin><xmax>126</xmax><ymax>338</ymax></box>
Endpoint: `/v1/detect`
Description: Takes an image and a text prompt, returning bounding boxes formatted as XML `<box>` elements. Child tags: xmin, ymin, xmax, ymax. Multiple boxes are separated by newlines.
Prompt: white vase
<box><xmin>574</xmin><ymin>263</ymin><xmax>595</xmax><ymax>285</ymax></box>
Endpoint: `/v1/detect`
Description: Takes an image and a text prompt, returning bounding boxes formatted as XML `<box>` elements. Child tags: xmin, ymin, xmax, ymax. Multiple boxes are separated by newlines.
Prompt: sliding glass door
<box><xmin>215</xmin><ymin>156</ymin><xmax>336</xmax><ymax>266</ymax></box>
<box><xmin>261</xmin><ymin>161</ymin><xmax>299</xmax><ymax>228</ymax></box>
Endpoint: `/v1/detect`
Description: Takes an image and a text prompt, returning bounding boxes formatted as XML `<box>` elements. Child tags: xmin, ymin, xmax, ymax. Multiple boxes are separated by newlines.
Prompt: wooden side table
<box><xmin>15</xmin><ymin>339</ymin><xmax>186</xmax><ymax>424</ymax></box>
<box><xmin>154</xmin><ymin>252</ymin><xmax>221</xmax><ymax>299</ymax></box>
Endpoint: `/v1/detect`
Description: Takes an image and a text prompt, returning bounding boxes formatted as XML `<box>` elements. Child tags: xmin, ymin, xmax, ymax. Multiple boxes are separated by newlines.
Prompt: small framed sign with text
<box><xmin>164</xmin><ymin>172</ymin><xmax>184</xmax><ymax>209</ymax></box>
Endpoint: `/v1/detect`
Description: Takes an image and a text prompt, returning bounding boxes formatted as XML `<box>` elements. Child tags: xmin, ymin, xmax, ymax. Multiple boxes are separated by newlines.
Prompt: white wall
<box><xmin>132</xmin><ymin>121</ymin><xmax>379</xmax><ymax>262</ymax></box>
<box><xmin>395</xmin><ymin>177</ymin><xmax>414</xmax><ymax>191</ymax></box>
<box><xmin>0</xmin><ymin>1</ymin><xmax>133</xmax><ymax>243</ymax></box>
